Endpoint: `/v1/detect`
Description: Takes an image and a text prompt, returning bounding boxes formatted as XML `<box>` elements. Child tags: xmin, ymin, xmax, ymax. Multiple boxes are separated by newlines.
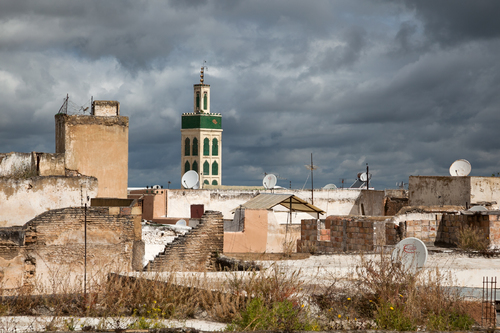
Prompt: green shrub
<box><xmin>227</xmin><ymin>297</ymin><xmax>317</xmax><ymax>331</ymax></box>
<box><xmin>375</xmin><ymin>302</ymin><xmax>416</xmax><ymax>331</ymax></box>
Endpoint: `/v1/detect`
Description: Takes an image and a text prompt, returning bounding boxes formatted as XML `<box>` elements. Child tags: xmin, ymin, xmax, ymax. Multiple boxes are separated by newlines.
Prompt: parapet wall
<box><xmin>0</xmin><ymin>176</ymin><xmax>98</xmax><ymax>227</ymax></box>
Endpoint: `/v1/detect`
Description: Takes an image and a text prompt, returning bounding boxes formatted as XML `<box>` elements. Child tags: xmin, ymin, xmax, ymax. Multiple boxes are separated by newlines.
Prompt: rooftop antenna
<box><xmin>305</xmin><ymin>153</ymin><xmax>317</xmax><ymax>205</ymax></box>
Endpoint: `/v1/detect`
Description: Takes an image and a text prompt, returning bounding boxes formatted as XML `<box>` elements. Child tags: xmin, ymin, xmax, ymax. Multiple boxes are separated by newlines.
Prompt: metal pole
<box><xmin>366</xmin><ymin>163</ymin><xmax>369</xmax><ymax>190</ymax></box>
<box><xmin>311</xmin><ymin>153</ymin><xmax>314</xmax><ymax>205</ymax></box>
<box><xmin>84</xmin><ymin>203</ymin><xmax>87</xmax><ymax>301</ymax></box>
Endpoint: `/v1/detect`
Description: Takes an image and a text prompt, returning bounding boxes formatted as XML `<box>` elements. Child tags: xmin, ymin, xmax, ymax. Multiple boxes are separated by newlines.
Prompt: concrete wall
<box><xmin>223</xmin><ymin>209</ymin><xmax>301</xmax><ymax>253</ymax></box>
<box><xmin>0</xmin><ymin>176</ymin><xmax>98</xmax><ymax>227</ymax></box>
<box><xmin>33</xmin><ymin>153</ymin><xmax>65</xmax><ymax>176</ymax></box>
<box><xmin>470</xmin><ymin>177</ymin><xmax>500</xmax><ymax>209</ymax></box>
<box><xmin>0</xmin><ymin>204</ymin><xmax>143</xmax><ymax>291</ymax></box>
<box><xmin>0</xmin><ymin>152</ymin><xmax>32</xmax><ymax>177</ymax></box>
<box><xmin>409</xmin><ymin>176</ymin><xmax>470</xmax><ymax>207</ymax></box>
<box><xmin>1</xmin><ymin>152</ymin><xmax>65</xmax><ymax>178</ymax></box>
<box><xmin>165</xmin><ymin>188</ymin><xmax>386</xmax><ymax>222</ymax></box>
<box><xmin>92</xmin><ymin>100</ymin><xmax>120</xmax><ymax>116</ymax></box>
<box><xmin>224</xmin><ymin>209</ymin><xmax>268</xmax><ymax>253</ymax></box>
<box><xmin>55</xmin><ymin>114</ymin><xmax>129</xmax><ymax>198</ymax></box>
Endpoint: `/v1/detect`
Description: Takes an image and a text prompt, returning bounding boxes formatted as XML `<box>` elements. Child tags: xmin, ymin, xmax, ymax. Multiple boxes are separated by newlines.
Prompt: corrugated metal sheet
<box><xmin>233</xmin><ymin>193</ymin><xmax>325</xmax><ymax>214</ymax></box>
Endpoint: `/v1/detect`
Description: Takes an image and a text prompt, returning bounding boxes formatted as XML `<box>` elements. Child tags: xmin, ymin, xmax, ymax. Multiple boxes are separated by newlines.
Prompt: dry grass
<box><xmin>457</xmin><ymin>225</ymin><xmax>489</xmax><ymax>252</ymax></box>
<box><xmin>0</xmin><ymin>254</ymin><xmax>484</xmax><ymax>331</ymax></box>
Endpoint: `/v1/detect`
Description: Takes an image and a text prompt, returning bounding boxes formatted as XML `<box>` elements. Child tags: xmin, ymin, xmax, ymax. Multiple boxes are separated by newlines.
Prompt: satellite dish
<box><xmin>359</xmin><ymin>172</ymin><xmax>372</xmax><ymax>182</ymax></box>
<box><xmin>152</xmin><ymin>185</ymin><xmax>161</xmax><ymax>189</ymax></box>
<box><xmin>182</xmin><ymin>170</ymin><xmax>199</xmax><ymax>189</ymax></box>
<box><xmin>176</xmin><ymin>219</ymin><xmax>187</xmax><ymax>226</ymax></box>
<box><xmin>323</xmin><ymin>183</ymin><xmax>338</xmax><ymax>189</ymax></box>
<box><xmin>469</xmin><ymin>205</ymin><xmax>487</xmax><ymax>211</ymax></box>
<box><xmin>392</xmin><ymin>237</ymin><xmax>428</xmax><ymax>273</ymax></box>
<box><xmin>193</xmin><ymin>181</ymin><xmax>200</xmax><ymax>190</ymax></box>
<box><xmin>263</xmin><ymin>174</ymin><xmax>277</xmax><ymax>189</ymax></box>
<box><xmin>449</xmin><ymin>159</ymin><xmax>471</xmax><ymax>176</ymax></box>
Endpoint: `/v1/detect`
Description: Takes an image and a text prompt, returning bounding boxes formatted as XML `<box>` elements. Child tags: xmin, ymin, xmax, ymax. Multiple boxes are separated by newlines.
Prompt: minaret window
<box><xmin>184</xmin><ymin>161</ymin><xmax>190</xmax><ymax>173</ymax></box>
<box><xmin>212</xmin><ymin>138</ymin><xmax>218</xmax><ymax>156</ymax></box>
<box><xmin>212</xmin><ymin>161</ymin><xmax>218</xmax><ymax>175</ymax></box>
<box><xmin>203</xmin><ymin>138</ymin><xmax>210</xmax><ymax>156</ymax></box>
<box><xmin>203</xmin><ymin>93</ymin><xmax>207</xmax><ymax>110</ymax></box>
<box><xmin>184</xmin><ymin>138</ymin><xmax>190</xmax><ymax>156</ymax></box>
<box><xmin>203</xmin><ymin>161</ymin><xmax>210</xmax><ymax>175</ymax></box>
<box><xmin>192</xmin><ymin>161</ymin><xmax>198</xmax><ymax>173</ymax></box>
<box><xmin>196</xmin><ymin>93</ymin><xmax>200</xmax><ymax>109</ymax></box>
<box><xmin>192</xmin><ymin>138</ymin><xmax>198</xmax><ymax>156</ymax></box>
<box><xmin>212</xmin><ymin>180</ymin><xmax>218</xmax><ymax>185</ymax></box>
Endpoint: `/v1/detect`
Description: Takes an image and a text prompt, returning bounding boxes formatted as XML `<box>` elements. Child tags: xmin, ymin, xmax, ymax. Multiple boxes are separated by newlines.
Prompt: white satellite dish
<box><xmin>176</xmin><ymin>219</ymin><xmax>187</xmax><ymax>226</ymax></box>
<box><xmin>323</xmin><ymin>183</ymin><xmax>338</xmax><ymax>189</ymax></box>
<box><xmin>359</xmin><ymin>172</ymin><xmax>372</xmax><ymax>182</ymax></box>
<box><xmin>469</xmin><ymin>205</ymin><xmax>487</xmax><ymax>211</ymax></box>
<box><xmin>263</xmin><ymin>174</ymin><xmax>277</xmax><ymax>189</ymax></box>
<box><xmin>449</xmin><ymin>159</ymin><xmax>471</xmax><ymax>176</ymax></box>
<box><xmin>182</xmin><ymin>170</ymin><xmax>199</xmax><ymax>189</ymax></box>
<box><xmin>392</xmin><ymin>237</ymin><xmax>428</xmax><ymax>273</ymax></box>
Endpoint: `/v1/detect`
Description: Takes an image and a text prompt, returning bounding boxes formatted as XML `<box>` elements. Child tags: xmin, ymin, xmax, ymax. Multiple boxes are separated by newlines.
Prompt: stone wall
<box><xmin>144</xmin><ymin>210</ymin><xmax>223</xmax><ymax>271</ymax></box>
<box><xmin>0</xmin><ymin>204</ymin><xmax>143</xmax><ymax>291</ymax></box>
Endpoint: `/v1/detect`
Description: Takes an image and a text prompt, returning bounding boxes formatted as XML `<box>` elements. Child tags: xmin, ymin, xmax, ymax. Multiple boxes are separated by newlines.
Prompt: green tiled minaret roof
<box><xmin>181</xmin><ymin>113</ymin><xmax>222</xmax><ymax>129</ymax></box>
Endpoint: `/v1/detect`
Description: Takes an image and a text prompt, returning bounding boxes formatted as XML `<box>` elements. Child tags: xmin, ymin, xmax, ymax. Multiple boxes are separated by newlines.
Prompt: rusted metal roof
<box><xmin>232</xmin><ymin>193</ymin><xmax>325</xmax><ymax>214</ymax></box>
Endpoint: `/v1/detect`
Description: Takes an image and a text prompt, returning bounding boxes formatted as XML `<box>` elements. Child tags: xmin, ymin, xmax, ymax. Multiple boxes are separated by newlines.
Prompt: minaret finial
<box><xmin>200</xmin><ymin>60</ymin><xmax>208</xmax><ymax>84</ymax></box>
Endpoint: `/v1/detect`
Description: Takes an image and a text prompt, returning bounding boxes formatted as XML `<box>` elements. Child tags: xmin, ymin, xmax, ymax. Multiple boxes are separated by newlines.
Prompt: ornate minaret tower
<box><xmin>181</xmin><ymin>66</ymin><xmax>222</xmax><ymax>188</ymax></box>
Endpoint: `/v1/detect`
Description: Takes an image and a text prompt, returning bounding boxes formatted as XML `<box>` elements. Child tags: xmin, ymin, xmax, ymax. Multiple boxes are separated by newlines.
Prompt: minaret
<box><xmin>181</xmin><ymin>66</ymin><xmax>222</xmax><ymax>188</ymax></box>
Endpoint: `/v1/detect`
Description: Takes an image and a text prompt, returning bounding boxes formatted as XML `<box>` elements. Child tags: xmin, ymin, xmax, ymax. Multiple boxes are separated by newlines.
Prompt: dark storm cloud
<box><xmin>402</xmin><ymin>1</ymin><xmax>500</xmax><ymax>46</ymax></box>
<box><xmin>1</xmin><ymin>0</ymin><xmax>500</xmax><ymax>189</ymax></box>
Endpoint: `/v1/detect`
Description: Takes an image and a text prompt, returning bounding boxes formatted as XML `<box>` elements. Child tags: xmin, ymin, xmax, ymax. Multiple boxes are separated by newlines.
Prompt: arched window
<box><xmin>192</xmin><ymin>138</ymin><xmax>198</xmax><ymax>156</ymax></box>
<box><xmin>184</xmin><ymin>161</ymin><xmax>190</xmax><ymax>173</ymax></box>
<box><xmin>203</xmin><ymin>93</ymin><xmax>207</xmax><ymax>110</ymax></box>
<box><xmin>212</xmin><ymin>180</ymin><xmax>218</xmax><ymax>185</ymax></box>
<box><xmin>212</xmin><ymin>138</ymin><xmax>218</xmax><ymax>156</ymax></box>
<box><xmin>184</xmin><ymin>138</ymin><xmax>190</xmax><ymax>156</ymax></box>
<box><xmin>203</xmin><ymin>138</ymin><xmax>210</xmax><ymax>156</ymax></box>
<box><xmin>212</xmin><ymin>161</ymin><xmax>218</xmax><ymax>175</ymax></box>
<box><xmin>196</xmin><ymin>93</ymin><xmax>200</xmax><ymax>109</ymax></box>
<box><xmin>204</xmin><ymin>180</ymin><xmax>209</xmax><ymax>185</ymax></box>
<box><xmin>203</xmin><ymin>161</ymin><xmax>210</xmax><ymax>175</ymax></box>
<box><xmin>192</xmin><ymin>161</ymin><xmax>198</xmax><ymax>173</ymax></box>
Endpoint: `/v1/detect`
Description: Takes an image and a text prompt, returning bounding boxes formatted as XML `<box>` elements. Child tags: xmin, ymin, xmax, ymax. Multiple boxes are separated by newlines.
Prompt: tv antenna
<box><xmin>305</xmin><ymin>153</ymin><xmax>317</xmax><ymax>205</ymax></box>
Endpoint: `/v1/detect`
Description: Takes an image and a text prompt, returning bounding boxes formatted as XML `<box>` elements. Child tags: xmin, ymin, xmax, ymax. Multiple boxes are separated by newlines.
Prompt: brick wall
<box><xmin>144</xmin><ymin>210</ymin><xmax>224</xmax><ymax>272</ymax></box>
<box><xmin>405</xmin><ymin>217</ymin><xmax>440</xmax><ymax>245</ymax></box>
<box><xmin>394</xmin><ymin>212</ymin><xmax>500</xmax><ymax>247</ymax></box>
<box><xmin>298</xmin><ymin>216</ymin><xmax>398</xmax><ymax>253</ymax></box>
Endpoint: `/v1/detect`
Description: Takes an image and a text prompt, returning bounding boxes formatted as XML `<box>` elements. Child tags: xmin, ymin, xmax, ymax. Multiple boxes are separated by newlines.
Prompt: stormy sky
<box><xmin>1</xmin><ymin>0</ymin><xmax>500</xmax><ymax>190</ymax></box>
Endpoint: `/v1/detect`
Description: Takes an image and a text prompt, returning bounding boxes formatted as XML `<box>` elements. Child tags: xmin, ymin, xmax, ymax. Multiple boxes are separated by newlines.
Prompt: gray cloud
<box><xmin>1</xmin><ymin>0</ymin><xmax>500</xmax><ymax>190</ymax></box>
